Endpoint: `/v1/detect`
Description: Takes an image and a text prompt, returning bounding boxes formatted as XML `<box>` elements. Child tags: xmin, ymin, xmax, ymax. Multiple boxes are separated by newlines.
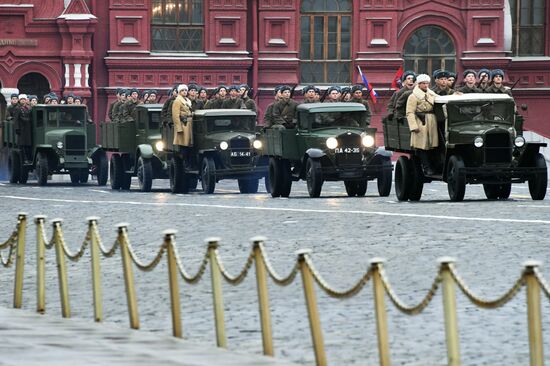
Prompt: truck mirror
<box><xmin>520</xmin><ymin>104</ymin><xmax>528</xmax><ymax>111</ymax></box>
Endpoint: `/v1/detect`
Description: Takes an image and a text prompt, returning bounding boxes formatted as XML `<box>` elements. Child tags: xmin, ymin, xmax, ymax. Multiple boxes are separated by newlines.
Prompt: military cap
<box><xmin>490</xmin><ymin>69</ymin><xmax>504</xmax><ymax>80</ymax></box>
<box><xmin>129</xmin><ymin>88</ymin><xmax>139</xmax><ymax>96</ymax></box>
<box><xmin>416</xmin><ymin>74</ymin><xmax>431</xmax><ymax>84</ymax></box>
<box><xmin>314</xmin><ymin>87</ymin><xmax>321</xmax><ymax>94</ymax></box>
<box><xmin>239</xmin><ymin>84</ymin><xmax>250</xmax><ymax>90</ymax></box>
<box><xmin>216</xmin><ymin>85</ymin><xmax>228</xmax><ymax>93</ymax></box>
<box><xmin>448</xmin><ymin>71</ymin><xmax>456</xmax><ymax>79</ymax></box>
<box><xmin>279</xmin><ymin>85</ymin><xmax>291</xmax><ymax>93</ymax></box>
<box><xmin>477</xmin><ymin>68</ymin><xmax>490</xmax><ymax>79</ymax></box>
<box><xmin>402</xmin><ymin>70</ymin><xmax>416</xmax><ymax>82</ymax></box>
<box><xmin>227</xmin><ymin>85</ymin><xmax>239</xmax><ymax>92</ymax></box>
<box><xmin>341</xmin><ymin>86</ymin><xmax>351</xmax><ymax>94</ymax></box>
<box><xmin>463</xmin><ymin>69</ymin><xmax>476</xmax><ymax>78</ymax></box>
<box><xmin>74</xmin><ymin>96</ymin><xmax>82</xmax><ymax>101</ymax></box>
<box><xmin>327</xmin><ymin>85</ymin><xmax>341</xmax><ymax>94</ymax></box>
<box><xmin>187</xmin><ymin>84</ymin><xmax>198</xmax><ymax>92</ymax></box>
<box><xmin>67</xmin><ymin>93</ymin><xmax>76</xmax><ymax>98</ymax></box>
<box><xmin>50</xmin><ymin>92</ymin><xmax>58</xmax><ymax>97</ymax></box>
<box><xmin>351</xmin><ymin>85</ymin><xmax>363</xmax><ymax>93</ymax></box>
<box><xmin>29</xmin><ymin>95</ymin><xmax>38</xmax><ymax>101</ymax></box>
<box><xmin>43</xmin><ymin>94</ymin><xmax>51</xmax><ymax>100</ymax></box>
<box><xmin>50</xmin><ymin>95</ymin><xmax>59</xmax><ymax>101</ymax></box>
<box><xmin>10</xmin><ymin>93</ymin><xmax>18</xmax><ymax>99</ymax></box>
<box><xmin>120</xmin><ymin>89</ymin><xmax>128</xmax><ymax>96</ymax></box>
<box><xmin>149</xmin><ymin>89</ymin><xmax>157</xmax><ymax>96</ymax></box>
<box><xmin>198</xmin><ymin>86</ymin><xmax>207</xmax><ymax>93</ymax></box>
<box><xmin>273</xmin><ymin>85</ymin><xmax>282</xmax><ymax>95</ymax></box>
<box><xmin>433</xmin><ymin>69</ymin><xmax>449</xmax><ymax>79</ymax></box>
<box><xmin>302</xmin><ymin>85</ymin><xmax>316</xmax><ymax>94</ymax></box>
<box><xmin>116</xmin><ymin>88</ymin><xmax>122</xmax><ymax>95</ymax></box>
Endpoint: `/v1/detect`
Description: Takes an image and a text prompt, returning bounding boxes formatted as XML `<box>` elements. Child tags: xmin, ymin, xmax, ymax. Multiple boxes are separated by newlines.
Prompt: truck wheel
<box><xmin>120</xmin><ymin>155</ymin><xmax>132</xmax><ymax>190</ymax></box>
<box><xmin>268</xmin><ymin>158</ymin><xmax>282</xmax><ymax>197</ymax></box>
<box><xmin>280</xmin><ymin>159</ymin><xmax>292</xmax><ymax>198</ymax></box>
<box><xmin>137</xmin><ymin>156</ymin><xmax>153</xmax><ymax>192</ymax></box>
<box><xmin>264</xmin><ymin>176</ymin><xmax>271</xmax><ymax>194</ymax></box>
<box><xmin>409</xmin><ymin>156</ymin><xmax>424</xmax><ymax>201</ymax></box>
<box><xmin>344</xmin><ymin>180</ymin><xmax>358</xmax><ymax>197</ymax></box>
<box><xmin>395</xmin><ymin>156</ymin><xmax>411</xmax><ymax>201</ymax></box>
<box><xmin>96</xmin><ymin>152</ymin><xmax>108</xmax><ymax>186</ymax></box>
<box><xmin>8</xmin><ymin>151</ymin><xmax>21</xmax><ymax>184</ymax></box>
<box><xmin>19</xmin><ymin>165</ymin><xmax>29</xmax><ymax>184</ymax></box>
<box><xmin>169</xmin><ymin>156</ymin><xmax>185</xmax><ymax>194</ymax></box>
<box><xmin>110</xmin><ymin>155</ymin><xmax>123</xmax><ymax>190</ymax></box>
<box><xmin>201</xmin><ymin>156</ymin><xmax>216</xmax><ymax>194</ymax></box>
<box><xmin>497</xmin><ymin>183</ymin><xmax>511</xmax><ymax>199</ymax></box>
<box><xmin>447</xmin><ymin>155</ymin><xmax>466</xmax><ymax>202</ymax></box>
<box><xmin>238</xmin><ymin>178</ymin><xmax>259</xmax><ymax>194</ymax></box>
<box><xmin>69</xmin><ymin>170</ymin><xmax>80</xmax><ymax>185</ymax></box>
<box><xmin>36</xmin><ymin>153</ymin><xmax>49</xmax><ymax>186</ymax></box>
<box><xmin>187</xmin><ymin>176</ymin><xmax>198</xmax><ymax>191</ymax></box>
<box><xmin>377</xmin><ymin>158</ymin><xmax>392</xmax><ymax>197</ymax></box>
<box><xmin>79</xmin><ymin>168</ymin><xmax>89</xmax><ymax>184</ymax></box>
<box><xmin>306</xmin><ymin>158</ymin><xmax>323</xmax><ymax>198</ymax></box>
<box><xmin>528</xmin><ymin>153</ymin><xmax>547</xmax><ymax>200</ymax></box>
<box><xmin>356</xmin><ymin>180</ymin><xmax>368</xmax><ymax>197</ymax></box>
<box><xmin>483</xmin><ymin>184</ymin><xmax>500</xmax><ymax>200</ymax></box>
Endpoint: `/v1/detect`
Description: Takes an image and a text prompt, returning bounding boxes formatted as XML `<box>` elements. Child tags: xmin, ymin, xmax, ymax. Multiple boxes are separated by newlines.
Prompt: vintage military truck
<box><xmin>383</xmin><ymin>93</ymin><xmax>547</xmax><ymax>201</ymax></box>
<box><xmin>162</xmin><ymin>109</ymin><xmax>268</xmax><ymax>194</ymax></box>
<box><xmin>3</xmin><ymin>104</ymin><xmax>107</xmax><ymax>186</ymax></box>
<box><xmin>263</xmin><ymin>102</ymin><xmax>392</xmax><ymax>198</ymax></box>
<box><xmin>101</xmin><ymin>103</ymin><xmax>170</xmax><ymax>192</ymax></box>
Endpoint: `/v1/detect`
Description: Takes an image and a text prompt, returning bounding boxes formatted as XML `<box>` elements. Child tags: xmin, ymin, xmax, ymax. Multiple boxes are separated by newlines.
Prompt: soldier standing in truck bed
<box><xmin>205</xmin><ymin>85</ymin><xmax>227</xmax><ymax>109</ymax></box>
<box><xmin>108</xmin><ymin>89</ymin><xmax>121</xmax><ymax>121</ymax></box>
<box><xmin>161</xmin><ymin>86</ymin><xmax>177</xmax><ymax>125</ymax></box>
<box><xmin>263</xmin><ymin>86</ymin><xmax>282</xmax><ymax>128</ymax></box>
<box><xmin>121</xmin><ymin>88</ymin><xmax>142</xmax><ymax>123</ymax></box>
<box><xmin>221</xmin><ymin>85</ymin><xmax>245</xmax><ymax>109</ymax></box>
<box><xmin>271</xmin><ymin>85</ymin><xmax>298</xmax><ymax>129</ymax></box>
<box><xmin>111</xmin><ymin>89</ymin><xmax>127</xmax><ymax>123</ymax></box>
<box><xmin>457</xmin><ymin>70</ymin><xmax>481</xmax><ymax>94</ymax></box>
<box><xmin>239</xmin><ymin>84</ymin><xmax>257</xmax><ymax>112</ymax></box>
<box><xmin>301</xmin><ymin>85</ymin><xmax>317</xmax><ymax>104</ymax></box>
<box><xmin>432</xmin><ymin>69</ymin><xmax>455</xmax><ymax>96</ymax></box>
<box><xmin>187</xmin><ymin>84</ymin><xmax>204</xmax><ymax>111</ymax></box>
<box><xmin>485</xmin><ymin>69</ymin><xmax>512</xmax><ymax>96</ymax></box>
<box><xmin>348</xmin><ymin>85</ymin><xmax>372</xmax><ymax>125</ymax></box>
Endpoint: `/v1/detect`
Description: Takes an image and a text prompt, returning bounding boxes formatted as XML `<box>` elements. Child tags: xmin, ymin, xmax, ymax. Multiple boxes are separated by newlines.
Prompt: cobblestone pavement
<box><xmin>0</xmin><ymin>175</ymin><xmax>549</xmax><ymax>366</ymax></box>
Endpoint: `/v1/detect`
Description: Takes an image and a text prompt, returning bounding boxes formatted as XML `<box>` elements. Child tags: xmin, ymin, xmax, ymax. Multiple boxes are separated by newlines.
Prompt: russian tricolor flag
<box><xmin>357</xmin><ymin>65</ymin><xmax>378</xmax><ymax>104</ymax></box>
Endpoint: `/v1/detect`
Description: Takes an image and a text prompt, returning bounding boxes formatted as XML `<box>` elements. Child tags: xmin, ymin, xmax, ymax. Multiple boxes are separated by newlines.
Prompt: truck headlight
<box><xmin>57</xmin><ymin>141</ymin><xmax>64</xmax><ymax>149</ymax></box>
<box><xmin>326</xmin><ymin>137</ymin><xmax>338</xmax><ymax>149</ymax></box>
<box><xmin>514</xmin><ymin>136</ymin><xmax>525</xmax><ymax>147</ymax></box>
<box><xmin>253</xmin><ymin>140</ymin><xmax>262</xmax><ymax>149</ymax></box>
<box><xmin>473</xmin><ymin>136</ymin><xmax>484</xmax><ymax>148</ymax></box>
<box><xmin>362</xmin><ymin>135</ymin><xmax>375</xmax><ymax>148</ymax></box>
<box><xmin>220</xmin><ymin>141</ymin><xmax>229</xmax><ymax>150</ymax></box>
<box><xmin>155</xmin><ymin>141</ymin><xmax>164</xmax><ymax>151</ymax></box>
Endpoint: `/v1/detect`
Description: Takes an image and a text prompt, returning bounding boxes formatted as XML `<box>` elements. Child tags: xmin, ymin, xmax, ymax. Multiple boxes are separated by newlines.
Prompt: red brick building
<box><xmin>1</xmin><ymin>0</ymin><xmax>549</xmax><ymax>138</ymax></box>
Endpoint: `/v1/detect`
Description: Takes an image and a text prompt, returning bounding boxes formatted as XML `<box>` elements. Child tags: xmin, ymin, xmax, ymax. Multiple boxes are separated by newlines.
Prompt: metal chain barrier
<box><xmin>124</xmin><ymin>239</ymin><xmax>166</xmax><ymax>272</ymax></box>
<box><xmin>173</xmin><ymin>244</ymin><xmax>209</xmax><ymax>284</ymax></box>
<box><xmin>379</xmin><ymin>266</ymin><xmax>442</xmax><ymax>315</ymax></box>
<box><xmin>258</xmin><ymin>242</ymin><xmax>299</xmax><ymax>286</ymax></box>
<box><xmin>39</xmin><ymin>222</ymin><xmax>56</xmax><ymax>250</ymax></box>
<box><xmin>56</xmin><ymin>223</ymin><xmax>90</xmax><ymax>262</ymax></box>
<box><xmin>534</xmin><ymin>267</ymin><xmax>550</xmax><ymax>301</ymax></box>
<box><xmin>304</xmin><ymin>255</ymin><xmax>372</xmax><ymax>298</ymax></box>
<box><xmin>214</xmin><ymin>248</ymin><xmax>255</xmax><ymax>285</ymax></box>
<box><xmin>448</xmin><ymin>264</ymin><xmax>524</xmax><ymax>308</ymax></box>
<box><xmin>0</xmin><ymin>220</ymin><xmax>19</xmax><ymax>250</ymax></box>
<box><xmin>92</xmin><ymin>225</ymin><xmax>119</xmax><ymax>257</ymax></box>
<box><xmin>0</xmin><ymin>218</ymin><xmax>20</xmax><ymax>267</ymax></box>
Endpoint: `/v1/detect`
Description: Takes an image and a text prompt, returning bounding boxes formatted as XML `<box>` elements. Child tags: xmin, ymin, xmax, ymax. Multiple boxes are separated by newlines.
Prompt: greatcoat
<box><xmin>406</xmin><ymin>85</ymin><xmax>439</xmax><ymax>150</ymax></box>
<box><xmin>172</xmin><ymin>94</ymin><xmax>193</xmax><ymax>147</ymax></box>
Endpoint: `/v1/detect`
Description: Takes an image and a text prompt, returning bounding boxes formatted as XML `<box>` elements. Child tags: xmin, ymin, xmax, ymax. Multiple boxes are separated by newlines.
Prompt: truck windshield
<box><xmin>51</xmin><ymin>109</ymin><xmax>87</xmax><ymax>128</ymax></box>
<box><xmin>447</xmin><ymin>102</ymin><xmax>514</xmax><ymax>124</ymax></box>
<box><xmin>206</xmin><ymin>116</ymin><xmax>255</xmax><ymax>132</ymax></box>
<box><xmin>149</xmin><ymin>111</ymin><xmax>161</xmax><ymax>130</ymax></box>
<box><xmin>311</xmin><ymin>111</ymin><xmax>367</xmax><ymax>129</ymax></box>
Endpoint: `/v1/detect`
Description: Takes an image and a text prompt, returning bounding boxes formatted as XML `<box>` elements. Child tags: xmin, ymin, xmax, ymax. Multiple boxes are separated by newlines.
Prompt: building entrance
<box><xmin>17</xmin><ymin>73</ymin><xmax>51</xmax><ymax>103</ymax></box>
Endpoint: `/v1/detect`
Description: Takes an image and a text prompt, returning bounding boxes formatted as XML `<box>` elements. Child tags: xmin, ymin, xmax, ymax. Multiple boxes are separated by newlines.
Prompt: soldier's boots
<box><xmin>417</xmin><ymin>150</ymin><xmax>435</xmax><ymax>176</ymax></box>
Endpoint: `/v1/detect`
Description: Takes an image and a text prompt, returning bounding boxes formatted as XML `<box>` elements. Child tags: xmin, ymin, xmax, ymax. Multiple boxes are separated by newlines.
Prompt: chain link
<box><xmin>0</xmin><ymin>238</ymin><xmax>16</xmax><ymax>267</ymax></box>
<box><xmin>39</xmin><ymin>223</ymin><xmax>56</xmax><ymax>250</ymax></box>
<box><xmin>304</xmin><ymin>256</ymin><xmax>372</xmax><ymax>298</ymax></box>
<box><xmin>379</xmin><ymin>266</ymin><xmax>441</xmax><ymax>315</ymax></box>
<box><xmin>214</xmin><ymin>249</ymin><xmax>254</xmax><ymax>285</ymax></box>
<box><xmin>449</xmin><ymin>264</ymin><xmax>524</xmax><ymax>309</ymax></box>
<box><xmin>57</xmin><ymin>225</ymin><xmax>90</xmax><ymax>262</ymax></box>
<box><xmin>173</xmin><ymin>244</ymin><xmax>209</xmax><ymax>284</ymax></box>
<box><xmin>533</xmin><ymin>267</ymin><xmax>550</xmax><ymax>301</ymax></box>
<box><xmin>0</xmin><ymin>221</ymin><xmax>19</xmax><ymax>250</ymax></box>
<box><xmin>258</xmin><ymin>243</ymin><xmax>298</xmax><ymax>286</ymax></box>
<box><xmin>124</xmin><ymin>236</ymin><xmax>166</xmax><ymax>272</ymax></box>
<box><xmin>92</xmin><ymin>225</ymin><xmax>119</xmax><ymax>257</ymax></box>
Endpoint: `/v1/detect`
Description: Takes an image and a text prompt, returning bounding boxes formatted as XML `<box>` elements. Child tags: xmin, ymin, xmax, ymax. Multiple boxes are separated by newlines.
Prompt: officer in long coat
<box><xmin>172</xmin><ymin>84</ymin><xmax>193</xmax><ymax>149</ymax></box>
<box><xmin>13</xmin><ymin>94</ymin><xmax>32</xmax><ymax>161</ymax></box>
<box><xmin>406</xmin><ymin>74</ymin><xmax>438</xmax><ymax>174</ymax></box>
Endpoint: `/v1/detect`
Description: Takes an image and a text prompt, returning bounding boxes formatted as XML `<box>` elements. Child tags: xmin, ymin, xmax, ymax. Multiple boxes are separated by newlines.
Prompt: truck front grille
<box><xmin>65</xmin><ymin>135</ymin><xmax>86</xmax><ymax>156</ymax></box>
<box><xmin>484</xmin><ymin>132</ymin><xmax>511</xmax><ymax>164</ymax></box>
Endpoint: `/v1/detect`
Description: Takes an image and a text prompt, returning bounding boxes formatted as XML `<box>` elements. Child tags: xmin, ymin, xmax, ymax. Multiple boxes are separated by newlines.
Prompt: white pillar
<box><xmin>64</xmin><ymin>64</ymin><xmax>70</xmax><ymax>87</ymax></box>
<box><xmin>74</xmin><ymin>63</ymin><xmax>82</xmax><ymax>87</ymax></box>
<box><xmin>84</xmin><ymin>64</ymin><xmax>90</xmax><ymax>87</ymax></box>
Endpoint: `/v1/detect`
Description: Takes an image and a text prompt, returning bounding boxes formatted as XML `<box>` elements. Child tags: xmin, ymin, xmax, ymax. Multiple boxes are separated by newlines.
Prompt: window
<box><xmin>509</xmin><ymin>0</ymin><xmax>546</xmax><ymax>56</ymax></box>
<box><xmin>300</xmin><ymin>0</ymin><xmax>352</xmax><ymax>84</ymax></box>
<box><xmin>403</xmin><ymin>26</ymin><xmax>456</xmax><ymax>78</ymax></box>
<box><xmin>151</xmin><ymin>0</ymin><xmax>204</xmax><ymax>52</ymax></box>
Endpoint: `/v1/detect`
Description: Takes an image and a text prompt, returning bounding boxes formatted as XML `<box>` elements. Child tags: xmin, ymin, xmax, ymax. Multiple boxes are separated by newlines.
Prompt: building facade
<box><xmin>0</xmin><ymin>0</ymin><xmax>549</xmax><ymax>138</ymax></box>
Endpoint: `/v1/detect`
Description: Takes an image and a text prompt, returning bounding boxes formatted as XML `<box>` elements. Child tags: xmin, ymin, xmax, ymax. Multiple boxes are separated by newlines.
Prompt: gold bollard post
<box><xmin>370</xmin><ymin>258</ymin><xmax>391</xmax><ymax>366</ymax></box>
<box><xmin>297</xmin><ymin>249</ymin><xmax>326</xmax><ymax>366</ymax></box>
<box><xmin>87</xmin><ymin>217</ymin><xmax>103</xmax><ymax>322</ymax></box>
<box><xmin>13</xmin><ymin>212</ymin><xmax>27</xmax><ymax>309</ymax></box>
<box><xmin>35</xmin><ymin>215</ymin><xmax>47</xmax><ymax>314</ymax></box>
<box><xmin>117</xmin><ymin>223</ymin><xmax>139</xmax><ymax>329</ymax></box>
<box><xmin>523</xmin><ymin>260</ymin><xmax>543</xmax><ymax>366</ymax></box>
<box><xmin>438</xmin><ymin>257</ymin><xmax>461</xmax><ymax>366</ymax></box>
<box><xmin>252</xmin><ymin>236</ymin><xmax>274</xmax><ymax>356</ymax></box>
<box><xmin>165</xmin><ymin>230</ymin><xmax>182</xmax><ymax>338</ymax></box>
<box><xmin>207</xmin><ymin>238</ymin><xmax>227</xmax><ymax>348</ymax></box>
<box><xmin>53</xmin><ymin>219</ymin><xmax>71</xmax><ymax>318</ymax></box>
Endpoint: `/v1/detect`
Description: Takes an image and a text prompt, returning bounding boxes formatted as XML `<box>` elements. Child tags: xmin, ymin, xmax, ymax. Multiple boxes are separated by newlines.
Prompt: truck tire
<box><xmin>238</xmin><ymin>178</ymin><xmax>259</xmax><ymax>194</ymax></box>
<box><xmin>69</xmin><ymin>169</ymin><xmax>80</xmax><ymax>185</ymax></box>
<box><xmin>447</xmin><ymin>155</ymin><xmax>466</xmax><ymax>202</ymax></box>
<box><xmin>344</xmin><ymin>180</ymin><xmax>358</xmax><ymax>197</ymax></box>
<box><xmin>187</xmin><ymin>176</ymin><xmax>198</xmax><ymax>191</ymax></box>
<box><xmin>36</xmin><ymin>153</ymin><xmax>49</xmax><ymax>186</ymax></box>
<box><xmin>169</xmin><ymin>156</ymin><xmax>185</xmax><ymax>194</ymax></box>
<box><xmin>110</xmin><ymin>154</ymin><xmax>123</xmax><ymax>190</ymax></box>
<box><xmin>264</xmin><ymin>176</ymin><xmax>271</xmax><ymax>194</ymax></box>
<box><xmin>269</xmin><ymin>158</ymin><xmax>282</xmax><ymax>197</ymax></box>
<box><xmin>356</xmin><ymin>180</ymin><xmax>368</xmax><ymax>197</ymax></box>
<box><xmin>120</xmin><ymin>155</ymin><xmax>132</xmax><ymax>190</ymax></box>
<box><xmin>483</xmin><ymin>184</ymin><xmax>500</xmax><ymax>200</ymax></box>
<box><xmin>201</xmin><ymin>156</ymin><xmax>216</xmax><ymax>194</ymax></box>
<box><xmin>79</xmin><ymin>168</ymin><xmax>89</xmax><ymax>184</ymax></box>
<box><xmin>19</xmin><ymin>165</ymin><xmax>29</xmax><ymax>184</ymax></box>
<box><xmin>137</xmin><ymin>156</ymin><xmax>153</xmax><ymax>192</ymax></box>
<box><xmin>528</xmin><ymin>153</ymin><xmax>547</xmax><ymax>200</ymax></box>
<box><xmin>395</xmin><ymin>156</ymin><xmax>411</xmax><ymax>201</ymax></box>
<box><xmin>306</xmin><ymin>157</ymin><xmax>323</xmax><ymax>198</ymax></box>
<box><xmin>279</xmin><ymin>159</ymin><xmax>292</xmax><ymax>198</ymax></box>
<box><xmin>408</xmin><ymin>156</ymin><xmax>424</xmax><ymax>201</ymax></box>
<box><xmin>96</xmin><ymin>152</ymin><xmax>108</xmax><ymax>186</ymax></box>
<box><xmin>377</xmin><ymin>158</ymin><xmax>392</xmax><ymax>197</ymax></box>
<box><xmin>8</xmin><ymin>151</ymin><xmax>21</xmax><ymax>184</ymax></box>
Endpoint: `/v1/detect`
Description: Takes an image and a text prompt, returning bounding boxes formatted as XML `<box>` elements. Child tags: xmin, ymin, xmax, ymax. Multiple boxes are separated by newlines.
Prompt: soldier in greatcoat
<box><xmin>171</xmin><ymin>84</ymin><xmax>193</xmax><ymax>162</ymax></box>
<box><xmin>301</xmin><ymin>85</ymin><xmax>317</xmax><ymax>104</ymax></box>
<box><xmin>477</xmin><ymin>69</ymin><xmax>491</xmax><ymax>92</ymax></box>
<box><xmin>432</xmin><ymin>69</ymin><xmax>455</xmax><ymax>96</ymax></box>
<box><xmin>221</xmin><ymin>85</ymin><xmax>245</xmax><ymax>109</ymax></box>
<box><xmin>271</xmin><ymin>85</ymin><xmax>298</xmax><ymax>129</ymax></box>
<box><xmin>263</xmin><ymin>86</ymin><xmax>282</xmax><ymax>128</ymax></box>
<box><xmin>406</xmin><ymin>74</ymin><xmax>439</xmax><ymax>175</ymax></box>
<box><xmin>161</xmin><ymin>87</ymin><xmax>177</xmax><ymax>125</ymax></box>
<box><xmin>121</xmin><ymin>88</ymin><xmax>142</xmax><ymax>123</ymax></box>
<box><xmin>239</xmin><ymin>84</ymin><xmax>257</xmax><ymax>112</ymax></box>
<box><xmin>187</xmin><ymin>84</ymin><xmax>204</xmax><ymax>111</ymax></box>
<box><xmin>348</xmin><ymin>85</ymin><xmax>372</xmax><ymax>125</ymax></box>
<box><xmin>457</xmin><ymin>70</ymin><xmax>481</xmax><ymax>94</ymax></box>
<box><xmin>204</xmin><ymin>86</ymin><xmax>227</xmax><ymax>109</ymax></box>
<box><xmin>485</xmin><ymin>69</ymin><xmax>512</xmax><ymax>96</ymax></box>
<box><xmin>13</xmin><ymin>94</ymin><xmax>32</xmax><ymax>162</ymax></box>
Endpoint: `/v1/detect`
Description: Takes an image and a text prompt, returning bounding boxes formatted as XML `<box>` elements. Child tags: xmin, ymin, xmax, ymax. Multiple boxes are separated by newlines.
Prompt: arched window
<box><xmin>151</xmin><ymin>0</ymin><xmax>204</xmax><ymax>52</ymax></box>
<box><xmin>509</xmin><ymin>0</ymin><xmax>546</xmax><ymax>55</ymax></box>
<box><xmin>300</xmin><ymin>0</ymin><xmax>352</xmax><ymax>84</ymax></box>
<box><xmin>17</xmin><ymin>73</ymin><xmax>51</xmax><ymax>102</ymax></box>
<box><xmin>403</xmin><ymin>26</ymin><xmax>456</xmax><ymax>77</ymax></box>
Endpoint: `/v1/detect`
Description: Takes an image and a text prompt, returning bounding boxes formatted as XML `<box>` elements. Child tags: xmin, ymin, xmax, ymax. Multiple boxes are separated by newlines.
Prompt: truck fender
<box><xmin>306</xmin><ymin>148</ymin><xmax>325</xmax><ymax>159</ymax></box>
<box><xmin>88</xmin><ymin>146</ymin><xmax>105</xmax><ymax>160</ymax></box>
<box><xmin>137</xmin><ymin>144</ymin><xmax>154</xmax><ymax>159</ymax></box>
<box><xmin>374</xmin><ymin>147</ymin><xmax>393</xmax><ymax>158</ymax></box>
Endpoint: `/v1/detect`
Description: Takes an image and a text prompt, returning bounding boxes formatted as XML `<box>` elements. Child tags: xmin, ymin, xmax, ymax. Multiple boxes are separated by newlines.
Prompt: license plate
<box><xmin>230</xmin><ymin>151</ymin><xmax>251</xmax><ymax>157</ymax></box>
<box><xmin>335</xmin><ymin>147</ymin><xmax>360</xmax><ymax>154</ymax></box>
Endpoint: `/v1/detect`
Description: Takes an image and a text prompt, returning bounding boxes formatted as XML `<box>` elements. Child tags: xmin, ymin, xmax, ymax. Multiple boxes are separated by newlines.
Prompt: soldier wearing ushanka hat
<box><xmin>270</xmin><ymin>85</ymin><xmax>298</xmax><ymax>129</ymax></box>
<box><xmin>324</xmin><ymin>85</ymin><xmax>341</xmax><ymax>103</ymax></box>
<box><xmin>347</xmin><ymin>85</ymin><xmax>372</xmax><ymax>125</ymax></box>
<box><xmin>263</xmin><ymin>86</ymin><xmax>284</xmax><ymax>128</ymax></box>
<box><xmin>432</xmin><ymin>69</ymin><xmax>455</xmax><ymax>96</ymax></box>
<box><xmin>238</xmin><ymin>84</ymin><xmax>257</xmax><ymax>112</ymax></box>
<box><xmin>301</xmin><ymin>85</ymin><xmax>317</xmax><ymax>104</ymax></box>
<box><xmin>387</xmin><ymin>71</ymin><xmax>416</xmax><ymax>120</ymax></box>
<box><xmin>222</xmin><ymin>85</ymin><xmax>245</xmax><ymax>109</ymax></box>
<box><xmin>205</xmin><ymin>85</ymin><xmax>227</xmax><ymax>109</ymax></box>
<box><xmin>7</xmin><ymin>93</ymin><xmax>19</xmax><ymax>119</ymax></box>
<box><xmin>485</xmin><ymin>69</ymin><xmax>512</xmax><ymax>96</ymax></box>
<box><xmin>477</xmin><ymin>68</ymin><xmax>491</xmax><ymax>92</ymax></box>
<box><xmin>457</xmin><ymin>69</ymin><xmax>481</xmax><ymax>94</ymax></box>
